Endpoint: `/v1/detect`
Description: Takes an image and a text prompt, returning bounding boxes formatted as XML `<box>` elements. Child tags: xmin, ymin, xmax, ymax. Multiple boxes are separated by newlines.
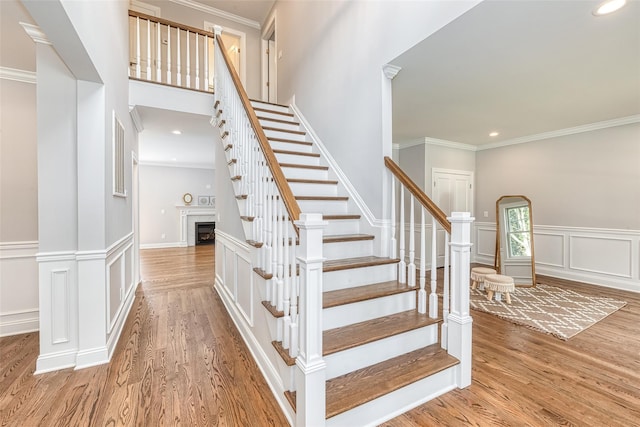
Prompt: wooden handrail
<box><xmin>384</xmin><ymin>156</ymin><xmax>451</xmax><ymax>234</ymax></box>
<box><xmin>216</xmin><ymin>34</ymin><xmax>302</xmax><ymax>225</ymax></box>
<box><xmin>128</xmin><ymin>10</ymin><xmax>215</xmax><ymax>38</ymax></box>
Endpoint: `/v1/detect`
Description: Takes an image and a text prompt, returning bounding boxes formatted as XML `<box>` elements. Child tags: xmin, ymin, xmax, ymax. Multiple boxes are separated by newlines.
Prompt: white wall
<box><xmin>139</xmin><ymin>165</ymin><xmax>215</xmax><ymax>247</ymax></box>
<box><xmin>272</xmin><ymin>0</ymin><xmax>480</xmax><ymax>218</ymax></box>
<box><xmin>473</xmin><ymin>123</ymin><xmax>640</xmax><ymax>292</ymax></box>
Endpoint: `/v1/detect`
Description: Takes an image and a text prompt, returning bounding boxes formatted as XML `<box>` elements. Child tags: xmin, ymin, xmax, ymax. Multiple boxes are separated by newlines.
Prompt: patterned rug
<box><xmin>470</xmin><ymin>284</ymin><xmax>626</xmax><ymax>340</ymax></box>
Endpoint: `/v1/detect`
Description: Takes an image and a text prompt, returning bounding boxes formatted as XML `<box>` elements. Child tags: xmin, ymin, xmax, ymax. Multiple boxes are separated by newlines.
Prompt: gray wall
<box><xmin>139</xmin><ymin>165</ymin><xmax>214</xmax><ymax>246</ymax></box>
<box><xmin>475</xmin><ymin>123</ymin><xmax>640</xmax><ymax>229</ymax></box>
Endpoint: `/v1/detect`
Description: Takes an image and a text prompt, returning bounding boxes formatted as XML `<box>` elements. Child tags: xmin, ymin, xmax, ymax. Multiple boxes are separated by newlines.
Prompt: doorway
<box><xmin>261</xmin><ymin>13</ymin><xmax>277</xmax><ymax>103</ymax></box>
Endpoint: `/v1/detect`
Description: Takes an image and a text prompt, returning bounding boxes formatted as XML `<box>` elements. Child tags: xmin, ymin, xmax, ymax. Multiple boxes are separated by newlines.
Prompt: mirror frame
<box><xmin>494</xmin><ymin>195</ymin><xmax>536</xmax><ymax>287</ymax></box>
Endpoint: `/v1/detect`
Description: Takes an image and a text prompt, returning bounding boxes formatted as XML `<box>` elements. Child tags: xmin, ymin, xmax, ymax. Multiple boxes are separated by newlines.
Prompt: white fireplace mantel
<box><xmin>177</xmin><ymin>206</ymin><xmax>216</xmax><ymax>247</ymax></box>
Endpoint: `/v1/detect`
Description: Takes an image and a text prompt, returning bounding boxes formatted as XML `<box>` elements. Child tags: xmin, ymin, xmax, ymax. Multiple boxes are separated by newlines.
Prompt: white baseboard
<box><xmin>140</xmin><ymin>242</ymin><xmax>183</xmax><ymax>249</ymax></box>
<box><xmin>0</xmin><ymin>309</ymin><xmax>39</xmax><ymax>337</ymax></box>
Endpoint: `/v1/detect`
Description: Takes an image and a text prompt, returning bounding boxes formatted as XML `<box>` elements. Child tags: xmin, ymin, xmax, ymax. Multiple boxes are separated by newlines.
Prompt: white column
<box><xmin>295</xmin><ymin>213</ymin><xmax>327</xmax><ymax>427</ymax></box>
<box><xmin>447</xmin><ymin>212</ymin><xmax>474</xmax><ymax>388</ymax></box>
<box><xmin>380</xmin><ymin>64</ymin><xmax>401</xmax><ymax>257</ymax></box>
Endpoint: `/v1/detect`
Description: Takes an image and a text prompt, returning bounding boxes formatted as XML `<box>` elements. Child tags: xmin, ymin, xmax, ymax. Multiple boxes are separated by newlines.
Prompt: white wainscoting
<box><xmin>214</xmin><ymin>230</ymin><xmax>294</xmax><ymax>425</ymax></box>
<box><xmin>473</xmin><ymin>222</ymin><xmax>640</xmax><ymax>293</ymax></box>
<box><xmin>0</xmin><ymin>241</ymin><xmax>39</xmax><ymax>336</ymax></box>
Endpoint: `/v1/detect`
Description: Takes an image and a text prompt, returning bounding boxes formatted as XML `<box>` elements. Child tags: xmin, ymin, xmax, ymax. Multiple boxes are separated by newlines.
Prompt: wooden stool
<box><xmin>470</xmin><ymin>267</ymin><xmax>497</xmax><ymax>290</ymax></box>
<box><xmin>484</xmin><ymin>274</ymin><xmax>515</xmax><ymax>304</ymax></box>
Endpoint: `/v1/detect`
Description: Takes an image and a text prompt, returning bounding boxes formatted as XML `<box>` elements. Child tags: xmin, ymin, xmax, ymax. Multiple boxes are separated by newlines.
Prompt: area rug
<box><xmin>470</xmin><ymin>284</ymin><xmax>626</xmax><ymax>340</ymax></box>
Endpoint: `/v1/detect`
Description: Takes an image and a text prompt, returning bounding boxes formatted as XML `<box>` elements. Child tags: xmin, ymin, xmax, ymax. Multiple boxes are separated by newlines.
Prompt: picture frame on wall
<box><xmin>209</xmin><ymin>196</ymin><xmax>215</xmax><ymax>207</ymax></box>
<box><xmin>198</xmin><ymin>195</ymin><xmax>209</xmax><ymax>206</ymax></box>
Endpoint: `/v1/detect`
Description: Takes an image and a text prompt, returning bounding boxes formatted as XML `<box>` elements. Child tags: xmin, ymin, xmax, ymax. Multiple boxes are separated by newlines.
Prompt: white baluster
<box><xmin>166</xmin><ymin>25</ymin><xmax>171</xmax><ymax>85</ymax></box>
<box><xmin>195</xmin><ymin>34</ymin><xmax>200</xmax><ymax>90</ymax></box>
<box><xmin>441</xmin><ymin>231</ymin><xmax>450</xmax><ymax>349</ymax></box>
<box><xmin>430</xmin><ymin>217</ymin><xmax>438</xmax><ymax>318</ymax></box>
<box><xmin>270</xmin><ymin>182</ymin><xmax>278</xmax><ymax>307</ymax></box>
<box><xmin>276</xmin><ymin>201</ymin><xmax>284</xmax><ymax>312</ymax></box>
<box><xmin>176</xmin><ymin>27</ymin><xmax>181</xmax><ymax>86</ymax></box>
<box><xmin>408</xmin><ymin>196</ymin><xmax>416</xmax><ymax>286</ymax></box>
<box><xmin>289</xmin><ymin>225</ymin><xmax>299</xmax><ymax>358</ymax></box>
<box><xmin>204</xmin><ymin>35</ymin><xmax>209</xmax><ymax>91</ymax></box>
<box><xmin>135</xmin><ymin>17</ymin><xmax>141</xmax><ymax>78</ymax></box>
<box><xmin>156</xmin><ymin>22</ymin><xmax>161</xmax><ymax>82</ymax></box>
<box><xmin>418</xmin><ymin>207</ymin><xmax>427</xmax><ymax>313</ymax></box>
<box><xmin>146</xmin><ymin>19</ymin><xmax>151</xmax><ymax>79</ymax></box>
<box><xmin>390</xmin><ymin>176</ymin><xmax>397</xmax><ymax>259</ymax></box>
<box><xmin>186</xmin><ymin>30</ymin><xmax>191</xmax><ymax>88</ymax></box>
<box><xmin>398</xmin><ymin>186</ymin><xmax>406</xmax><ymax>283</ymax></box>
<box><xmin>283</xmin><ymin>213</ymin><xmax>291</xmax><ymax>349</ymax></box>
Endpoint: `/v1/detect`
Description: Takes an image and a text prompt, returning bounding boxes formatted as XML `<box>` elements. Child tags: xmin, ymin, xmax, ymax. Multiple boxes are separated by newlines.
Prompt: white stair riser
<box><xmin>258</xmin><ymin>119</ymin><xmax>300</xmax><ymax>132</ymax></box>
<box><xmin>269</xmin><ymin>140</ymin><xmax>313</xmax><ymax>153</ymax></box>
<box><xmin>324</xmin><ymin>324</ymin><xmax>439</xmax><ymax>380</ymax></box>
<box><xmin>264</xmin><ymin>128</ymin><xmax>307</xmax><ymax>141</ymax></box>
<box><xmin>322</xmin><ymin>292</ymin><xmax>416</xmax><ymax>330</ymax></box>
<box><xmin>288</xmin><ymin>182</ymin><xmax>338</xmax><ymax>196</ymax></box>
<box><xmin>325</xmin><ymin>366</ymin><xmax>457</xmax><ymax>427</ymax></box>
<box><xmin>250</xmin><ymin>102</ymin><xmax>290</xmax><ymax>114</ymax></box>
<box><xmin>323</xmin><ymin>239</ymin><xmax>373</xmax><ymax>260</ymax></box>
<box><xmin>274</xmin><ymin>152</ymin><xmax>321</xmax><ymax>166</ymax></box>
<box><xmin>241</xmin><ymin>220</ymin><xmax>254</xmax><ymax>242</ymax></box>
<box><xmin>297</xmin><ymin>199</ymin><xmax>348</xmax><ymax>214</ymax></box>
<box><xmin>323</xmin><ymin>264</ymin><xmax>397</xmax><ymax>292</ymax></box>
<box><xmin>280</xmin><ymin>167</ymin><xmax>328</xmax><ymax>181</ymax></box>
<box><xmin>255</xmin><ymin>110</ymin><xmax>294</xmax><ymax>121</ymax></box>
<box><xmin>324</xmin><ymin>219</ymin><xmax>361</xmax><ymax>235</ymax></box>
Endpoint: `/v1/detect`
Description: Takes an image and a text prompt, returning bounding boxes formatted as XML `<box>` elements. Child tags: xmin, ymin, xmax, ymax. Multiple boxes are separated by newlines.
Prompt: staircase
<box><xmin>212</xmin><ymin>30</ymin><xmax>472</xmax><ymax>427</ymax></box>
<box><xmin>225</xmin><ymin>99</ymin><xmax>461</xmax><ymax>425</ymax></box>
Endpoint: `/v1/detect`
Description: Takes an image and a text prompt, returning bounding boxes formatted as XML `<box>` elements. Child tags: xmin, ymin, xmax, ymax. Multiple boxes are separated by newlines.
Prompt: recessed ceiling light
<box><xmin>172</xmin><ymin>130</ymin><xmax>182</xmax><ymax>135</ymax></box>
<box><xmin>489</xmin><ymin>131</ymin><xmax>499</xmax><ymax>137</ymax></box>
<box><xmin>593</xmin><ymin>0</ymin><xmax>627</xmax><ymax>16</ymax></box>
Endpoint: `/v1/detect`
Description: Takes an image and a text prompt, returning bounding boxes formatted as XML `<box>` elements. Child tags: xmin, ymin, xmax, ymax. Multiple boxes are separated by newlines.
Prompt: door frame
<box><xmin>204</xmin><ymin>21</ymin><xmax>247</xmax><ymax>87</ymax></box>
<box><xmin>261</xmin><ymin>10</ymin><xmax>277</xmax><ymax>102</ymax></box>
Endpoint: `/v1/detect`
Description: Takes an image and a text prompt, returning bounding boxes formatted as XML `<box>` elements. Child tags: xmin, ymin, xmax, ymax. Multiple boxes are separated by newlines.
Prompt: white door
<box><xmin>432</xmin><ymin>169</ymin><xmax>473</xmax><ymax>216</ymax></box>
<box><xmin>432</xmin><ymin>169</ymin><xmax>473</xmax><ymax>266</ymax></box>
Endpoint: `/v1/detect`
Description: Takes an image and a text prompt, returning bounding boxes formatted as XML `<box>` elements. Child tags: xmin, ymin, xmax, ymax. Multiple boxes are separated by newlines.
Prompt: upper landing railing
<box><xmin>128</xmin><ymin>10</ymin><xmax>215</xmax><ymax>92</ymax></box>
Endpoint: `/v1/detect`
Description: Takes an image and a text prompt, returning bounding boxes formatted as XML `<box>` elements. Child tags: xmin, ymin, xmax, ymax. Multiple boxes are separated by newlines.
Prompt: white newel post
<box><xmin>447</xmin><ymin>212</ymin><xmax>474</xmax><ymax>388</ymax></box>
<box><xmin>295</xmin><ymin>213</ymin><xmax>327</xmax><ymax>427</ymax></box>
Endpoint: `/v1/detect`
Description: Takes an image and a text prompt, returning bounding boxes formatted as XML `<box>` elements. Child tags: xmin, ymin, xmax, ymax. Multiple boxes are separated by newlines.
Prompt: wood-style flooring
<box><xmin>1</xmin><ymin>247</ymin><xmax>639</xmax><ymax>426</ymax></box>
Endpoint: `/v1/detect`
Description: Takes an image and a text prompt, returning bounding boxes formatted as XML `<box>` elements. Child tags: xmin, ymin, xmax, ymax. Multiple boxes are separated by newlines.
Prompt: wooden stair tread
<box><xmin>280</xmin><ymin>163</ymin><xmax>329</xmax><ymax>170</ymax></box>
<box><xmin>253</xmin><ymin>107</ymin><xmax>294</xmax><ymax>117</ymax></box>
<box><xmin>261</xmin><ymin>300</ymin><xmax>282</xmax><ymax>318</ymax></box>
<box><xmin>323</xmin><ymin>234</ymin><xmax>374</xmax><ymax>244</ymax></box>
<box><xmin>323</xmin><ymin>256</ymin><xmax>399</xmax><ymax>272</ymax></box>
<box><xmin>288</xmin><ymin>178</ymin><xmax>338</xmax><ymax>185</ymax></box>
<box><xmin>296</xmin><ymin>195</ymin><xmax>349</xmax><ymax>201</ymax></box>
<box><xmin>254</xmin><ymin>267</ymin><xmax>273</xmax><ymax>280</ymax></box>
<box><xmin>272</xmin><ymin>341</ymin><xmax>296</xmax><ymax>366</ymax></box>
<box><xmin>325</xmin><ymin>344</ymin><xmax>459</xmax><ymax>419</ymax></box>
<box><xmin>323</xmin><ymin>280</ymin><xmax>415</xmax><ymax>308</ymax></box>
<box><xmin>268</xmin><ymin>137</ymin><xmax>313</xmax><ymax>146</ymax></box>
<box><xmin>257</xmin><ymin>116</ymin><xmax>300</xmax><ymax>126</ymax></box>
<box><xmin>263</xmin><ymin>126</ymin><xmax>306</xmax><ymax>135</ymax></box>
<box><xmin>273</xmin><ymin>149</ymin><xmax>320</xmax><ymax>158</ymax></box>
<box><xmin>323</xmin><ymin>310</ymin><xmax>441</xmax><ymax>356</ymax></box>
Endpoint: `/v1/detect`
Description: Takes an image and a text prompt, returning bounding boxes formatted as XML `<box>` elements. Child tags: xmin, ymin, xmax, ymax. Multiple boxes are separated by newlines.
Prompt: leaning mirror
<box><xmin>494</xmin><ymin>195</ymin><xmax>536</xmax><ymax>287</ymax></box>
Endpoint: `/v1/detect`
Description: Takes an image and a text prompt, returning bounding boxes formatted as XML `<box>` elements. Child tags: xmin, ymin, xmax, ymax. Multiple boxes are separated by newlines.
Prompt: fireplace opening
<box><xmin>195</xmin><ymin>222</ymin><xmax>215</xmax><ymax>245</ymax></box>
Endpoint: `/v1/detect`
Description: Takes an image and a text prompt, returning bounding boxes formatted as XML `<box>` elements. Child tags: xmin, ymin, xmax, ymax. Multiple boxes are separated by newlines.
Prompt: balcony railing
<box><xmin>128</xmin><ymin>10</ymin><xmax>215</xmax><ymax>92</ymax></box>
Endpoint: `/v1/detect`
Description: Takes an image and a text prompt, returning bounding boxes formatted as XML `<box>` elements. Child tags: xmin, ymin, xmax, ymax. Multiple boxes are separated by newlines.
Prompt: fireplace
<box><xmin>195</xmin><ymin>222</ymin><xmax>215</xmax><ymax>245</ymax></box>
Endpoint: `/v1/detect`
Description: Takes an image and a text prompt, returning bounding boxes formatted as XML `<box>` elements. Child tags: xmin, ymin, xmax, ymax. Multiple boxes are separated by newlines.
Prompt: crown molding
<box><xmin>19</xmin><ymin>22</ymin><xmax>51</xmax><ymax>45</ymax></box>
<box><xmin>0</xmin><ymin>66</ymin><xmax>36</xmax><ymax>84</ymax></box>
<box><xmin>477</xmin><ymin>115</ymin><xmax>640</xmax><ymax>151</ymax></box>
<box><xmin>424</xmin><ymin>137</ymin><xmax>477</xmax><ymax>151</ymax></box>
<box><xmin>167</xmin><ymin>0</ymin><xmax>260</xmax><ymax>29</ymax></box>
<box><xmin>128</xmin><ymin>106</ymin><xmax>144</xmax><ymax>133</ymax></box>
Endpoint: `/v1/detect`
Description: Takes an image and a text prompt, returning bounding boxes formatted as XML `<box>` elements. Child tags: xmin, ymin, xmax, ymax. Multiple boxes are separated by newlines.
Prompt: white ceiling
<box><xmin>391</xmin><ymin>0</ymin><xmax>640</xmax><ymax>147</ymax></box>
<box><xmin>136</xmin><ymin>106</ymin><xmax>216</xmax><ymax>169</ymax></box>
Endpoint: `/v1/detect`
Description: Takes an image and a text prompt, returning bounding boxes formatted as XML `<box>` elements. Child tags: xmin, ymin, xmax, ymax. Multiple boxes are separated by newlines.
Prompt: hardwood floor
<box><xmin>1</xmin><ymin>249</ymin><xmax>639</xmax><ymax>426</ymax></box>
<box><xmin>0</xmin><ymin>246</ymin><xmax>289</xmax><ymax>427</ymax></box>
